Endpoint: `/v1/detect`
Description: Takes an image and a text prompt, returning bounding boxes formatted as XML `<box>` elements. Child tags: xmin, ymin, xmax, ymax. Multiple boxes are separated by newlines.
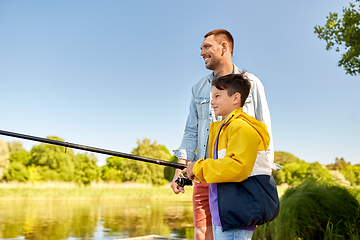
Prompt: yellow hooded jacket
<box><xmin>193</xmin><ymin>107</ymin><xmax>270</xmax><ymax>183</ymax></box>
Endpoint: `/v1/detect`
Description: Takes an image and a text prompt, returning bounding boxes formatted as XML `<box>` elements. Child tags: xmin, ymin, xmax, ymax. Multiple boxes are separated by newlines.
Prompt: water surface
<box><xmin>0</xmin><ymin>200</ymin><xmax>194</xmax><ymax>240</ymax></box>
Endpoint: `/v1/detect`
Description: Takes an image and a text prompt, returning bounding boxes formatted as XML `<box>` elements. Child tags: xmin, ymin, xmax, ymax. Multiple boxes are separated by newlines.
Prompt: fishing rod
<box><xmin>0</xmin><ymin>129</ymin><xmax>192</xmax><ymax>187</ymax></box>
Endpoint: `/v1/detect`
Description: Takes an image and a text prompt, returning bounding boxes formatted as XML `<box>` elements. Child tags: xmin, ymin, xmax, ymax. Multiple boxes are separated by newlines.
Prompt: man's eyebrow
<box><xmin>201</xmin><ymin>43</ymin><xmax>211</xmax><ymax>50</ymax></box>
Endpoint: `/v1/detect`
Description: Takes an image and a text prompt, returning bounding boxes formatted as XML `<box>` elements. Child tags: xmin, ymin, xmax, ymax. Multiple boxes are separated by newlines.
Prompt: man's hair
<box><xmin>204</xmin><ymin>29</ymin><xmax>234</xmax><ymax>55</ymax></box>
<box><xmin>212</xmin><ymin>71</ymin><xmax>251</xmax><ymax>107</ymax></box>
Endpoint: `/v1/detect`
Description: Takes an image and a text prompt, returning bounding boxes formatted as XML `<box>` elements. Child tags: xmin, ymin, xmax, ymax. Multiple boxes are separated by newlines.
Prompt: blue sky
<box><xmin>1</xmin><ymin>0</ymin><xmax>359</xmax><ymax>166</ymax></box>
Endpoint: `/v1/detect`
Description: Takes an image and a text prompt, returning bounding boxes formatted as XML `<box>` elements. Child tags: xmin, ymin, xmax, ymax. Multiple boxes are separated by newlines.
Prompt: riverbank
<box><xmin>0</xmin><ymin>181</ymin><xmax>303</xmax><ymax>201</ymax></box>
<box><xmin>0</xmin><ymin>181</ymin><xmax>194</xmax><ymax>201</ymax></box>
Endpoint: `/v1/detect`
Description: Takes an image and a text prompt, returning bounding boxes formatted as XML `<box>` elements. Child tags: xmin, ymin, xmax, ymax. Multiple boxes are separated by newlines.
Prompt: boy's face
<box><xmin>211</xmin><ymin>86</ymin><xmax>240</xmax><ymax>119</ymax></box>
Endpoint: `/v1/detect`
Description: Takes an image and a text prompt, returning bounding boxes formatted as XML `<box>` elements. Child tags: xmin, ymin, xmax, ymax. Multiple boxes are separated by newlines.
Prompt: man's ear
<box><xmin>233</xmin><ymin>92</ymin><xmax>241</xmax><ymax>105</ymax></box>
<box><xmin>221</xmin><ymin>41</ymin><xmax>228</xmax><ymax>55</ymax></box>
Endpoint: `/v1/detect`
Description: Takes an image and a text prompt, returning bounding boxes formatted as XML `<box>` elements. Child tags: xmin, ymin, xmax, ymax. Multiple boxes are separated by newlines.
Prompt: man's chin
<box><xmin>205</xmin><ymin>63</ymin><xmax>215</xmax><ymax>70</ymax></box>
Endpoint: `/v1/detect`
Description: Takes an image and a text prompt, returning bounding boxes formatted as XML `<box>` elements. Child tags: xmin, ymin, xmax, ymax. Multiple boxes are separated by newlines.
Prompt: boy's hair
<box><xmin>212</xmin><ymin>72</ymin><xmax>251</xmax><ymax>107</ymax></box>
<box><xmin>204</xmin><ymin>29</ymin><xmax>234</xmax><ymax>55</ymax></box>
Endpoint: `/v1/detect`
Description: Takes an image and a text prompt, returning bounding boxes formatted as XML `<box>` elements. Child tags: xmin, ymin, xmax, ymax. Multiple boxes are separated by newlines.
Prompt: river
<box><xmin>0</xmin><ymin>200</ymin><xmax>194</xmax><ymax>240</ymax></box>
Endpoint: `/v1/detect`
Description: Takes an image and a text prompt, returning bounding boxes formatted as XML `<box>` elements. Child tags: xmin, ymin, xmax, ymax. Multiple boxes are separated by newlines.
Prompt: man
<box><xmin>170</xmin><ymin>29</ymin><xmax>274</xmax><ymax>240</ymax></box>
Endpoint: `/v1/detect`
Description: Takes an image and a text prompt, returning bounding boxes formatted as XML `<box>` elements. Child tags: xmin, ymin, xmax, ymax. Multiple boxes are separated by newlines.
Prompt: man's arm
<box><xmin>247</xmin><ymin>74</ymin><xmax>274</xmax><ymax>165</ymax></box>
<box><xmin>173</xmin><ymin>87</ymin><xmax>199</xmax><ymax>162</ymax></box>
<box><xmin>171</xmin><ymin>87</ymin><xmax>199</xmax><ymax>193</ymax></box>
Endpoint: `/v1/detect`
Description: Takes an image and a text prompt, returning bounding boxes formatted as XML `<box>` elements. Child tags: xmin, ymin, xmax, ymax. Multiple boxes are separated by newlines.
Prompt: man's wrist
<box><xmin>178</xmin><ymin>158</ymin><xmax>190</xmax><ymax>164</ymax></box>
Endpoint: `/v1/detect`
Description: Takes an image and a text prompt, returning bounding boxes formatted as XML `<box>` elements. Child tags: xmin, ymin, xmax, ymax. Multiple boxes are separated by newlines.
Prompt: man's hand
<box><xmin>170</xmin><ymin>158</ymin><xmax>189</xmax><ymax>194</ymax></box>
<box><xmin>184</xmin><ymin>162</ymin><xmax>195</xmax><ymax>180</ymax></box>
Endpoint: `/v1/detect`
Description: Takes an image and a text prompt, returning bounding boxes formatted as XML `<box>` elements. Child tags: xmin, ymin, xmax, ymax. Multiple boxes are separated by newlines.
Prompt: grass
<box><xmin>0</xmin><ymin>181</ymin><xmax>194</xmax><ymax>201</ymax></box>
<box><xmin>0</xmin><ymin>181</ymin><xmax>290</xmax><ymax>201</ymax></box>
<box><xmin>253</xmin><ymin>180</ymin><xmax>360</xmax><ymax>240</ymax></box>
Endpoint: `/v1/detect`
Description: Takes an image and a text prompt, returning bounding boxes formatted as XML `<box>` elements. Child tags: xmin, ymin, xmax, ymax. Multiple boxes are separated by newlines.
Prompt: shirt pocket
<box><xmin>195</xmin><ymin>98</ymin><xmax>210</xmax><ymax>120</ymax></box>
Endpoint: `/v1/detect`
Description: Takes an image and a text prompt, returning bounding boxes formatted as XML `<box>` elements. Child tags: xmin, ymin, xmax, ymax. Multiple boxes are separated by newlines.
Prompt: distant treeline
<box><xmin>0</xmin><ymin>137</ymin><xmax>359</xmax><ymax>185</ymax></box>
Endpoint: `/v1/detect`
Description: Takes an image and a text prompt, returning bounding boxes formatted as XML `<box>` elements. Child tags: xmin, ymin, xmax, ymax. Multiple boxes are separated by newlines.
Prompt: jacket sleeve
<box><xmin>173</xmin><ymin>85</ymin><xmax>198</xmax><ymax>161</ymax></box>
<box><xmin>192</xmin><ymin>123</ymin><xmax>260</xmax><ymax>183</ymax></box>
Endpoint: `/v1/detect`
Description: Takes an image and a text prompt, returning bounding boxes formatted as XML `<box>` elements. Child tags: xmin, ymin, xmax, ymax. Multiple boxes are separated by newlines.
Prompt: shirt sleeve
<box><xmin>192</xmin><ymin>122</ymin><xmax>260</xmax><ymax>183</ymax></box>
<box><xmin>173</xmin><ymin>85</ymin><xmax>198</xmax><ymax>161</ymax></box>
<box><xmin>249</xmin><ymin>75</ymin><xmax>275</xmax><ymax>165</ymax></box>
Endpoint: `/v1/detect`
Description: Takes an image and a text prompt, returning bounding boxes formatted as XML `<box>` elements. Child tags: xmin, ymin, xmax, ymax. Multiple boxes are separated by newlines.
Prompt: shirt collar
<box><xmin>207</xmin><ymin>64</ymin><xmax>238</xmax><ymax>82</ymax></box>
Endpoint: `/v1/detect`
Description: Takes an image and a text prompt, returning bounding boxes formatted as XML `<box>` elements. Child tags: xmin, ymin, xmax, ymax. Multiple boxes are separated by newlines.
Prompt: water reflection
<box><xmin>0</xmin><ymin>200</ymin><xmax>194</xmax><ymax>240</ymax></box>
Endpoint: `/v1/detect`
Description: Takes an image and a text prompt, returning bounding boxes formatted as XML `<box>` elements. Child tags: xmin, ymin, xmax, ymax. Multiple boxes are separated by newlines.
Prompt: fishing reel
<box><xmin>175</xmin><ymin>173</ymin><xmax>193</xmax><ymax>188</ymax></box>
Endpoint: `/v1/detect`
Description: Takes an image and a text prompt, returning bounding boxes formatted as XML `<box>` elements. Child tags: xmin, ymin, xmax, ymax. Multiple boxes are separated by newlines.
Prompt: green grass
<box><xmin>0</xmin><ymin>181</ymin><xmax>194</xmax><ymax>201</ymax></box>
<box><xmin>253</xmin><ymin>180</ymin><xmax>360</xmax><ymax>240</ymax></box>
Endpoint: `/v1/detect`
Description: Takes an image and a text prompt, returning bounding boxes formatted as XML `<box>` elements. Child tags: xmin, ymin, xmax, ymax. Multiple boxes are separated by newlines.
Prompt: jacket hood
<box><xmin>224</xmin><ymin>108</ymin><xmax>270</xmax><ymax>151</ymax></box>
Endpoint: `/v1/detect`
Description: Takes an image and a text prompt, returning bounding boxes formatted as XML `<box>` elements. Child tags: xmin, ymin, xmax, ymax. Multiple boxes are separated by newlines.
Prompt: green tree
<box><xmin>73</xmin><ymin>153</ymin><xmax>101</xmax><ymax>184</ymax></box>
<box><xmin>101</xmin><ymin>138</ymin><xmax>172</xmax><ymax>185</ymax></box>
<box><xmin>101</xmin><ymin>156</ymin><xmax>125</xmax><ymax>182</ymax></box>
<box><xmin>0</xmin><ymin>139</ymin><xmax>10</xmax><ymax>180</ymax></box>
<box><xmin>7</xmin><ymin>141</ymin><xmax>25</xmax><ymax>154</ymax></box>
<box><xmin>314</xmin><ymin>0</ymin><xmax>360</xmax><ymax>75</ymax></box>
<box><xmin>3</xmin><ymin>149</ymin><xmax>32</xmax><ymax>182</ymax></box>
<box><xmin>3</xmin><ymin>162</ymin><xmax>29</xmax><ymax>181</ymax></box>
<box><xmin>306</xmin><ymin>162</ymin><xmax>333</xmax><ymax>183</ymax></box>
<box><xmin>29</xmin><ymin>136</ymin><xmax>75</xmax><ymax>181</ymax></box>
<box><xmin>130</xmin><ymin>138</ymin><xmax>171</xmax><ymax>185</ymax></box>
<box><xmin>274</xmin><ymin>152</ymin><xmax>333</xmax><ymax>185</ymax></box>
<box><xmin>164</xmin><ymin>155</ymin><xmax>178</xmax><ymax>182</ymax></box>
<box><xmin>273</xmin><ymin>151</ymin><xmax>302</xmax><ymax>183</ymax></box>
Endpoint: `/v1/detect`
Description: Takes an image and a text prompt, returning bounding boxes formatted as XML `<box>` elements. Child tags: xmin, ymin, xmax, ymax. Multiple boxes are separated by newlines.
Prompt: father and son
<box><xmin>170</xmin><ymin>29</ymin><xmax>280</xmax><ymax>240</ymax></box>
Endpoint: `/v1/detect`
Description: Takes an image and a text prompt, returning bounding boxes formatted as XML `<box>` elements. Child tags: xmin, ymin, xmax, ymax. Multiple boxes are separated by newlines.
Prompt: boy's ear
<box><xmin>233</xmin><ymin>92</ymin><xmax>241</xmax><ymax>105</ymax></box>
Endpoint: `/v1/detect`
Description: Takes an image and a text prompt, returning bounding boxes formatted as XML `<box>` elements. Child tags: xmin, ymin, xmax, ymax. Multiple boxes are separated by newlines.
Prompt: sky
<box><xmin>0</xmin><ymin>0</ymin><xmax>359</xmax><ymax>167</ymax></box>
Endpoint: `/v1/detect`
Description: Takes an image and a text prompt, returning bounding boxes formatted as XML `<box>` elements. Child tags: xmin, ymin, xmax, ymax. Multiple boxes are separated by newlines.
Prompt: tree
<box><xmin>2</xmin><ymin>149</ymin><xmax>32</xmax><ymax>182</ymax></box>
<box><xmin>314</xmin><ymin>0</ymin><xmax>360</xmax><ymax>75</ymax></box>
<box><xmin>164</xmin><ymin>155</ymin><xmax>179</xmax><ymax>182</ymax></box>
<box><xmin>73</xmin><ymin>153</ymin><xmax>101</xmax><ymax>184</ymax></box>
<box><xmin>29</xmin><ymin>136</ymin><xmax>76</xmax><ymax>181</ymax></box>
<box><xmin>3</xmin><ymin>162</ymin><xmax>29</xmax><ymax>182</ymax></box>
<box><xmin>130</xmin><ymin>138</ymin><xmax>171</xmax><ymax>185</ymax></box>
<box><xmin>101</xmin><ymin>138</ymin><xmax>172</xmax><ymax>185</ymax></box>
<box><xmin>7</xmin><ymin>141</ymin><xmax>25</xmax><ymax>154</ymax></box>
<box><xmin>0</xmin><ymin>139</ymin><xmax>10</xmax><ymax>180</ymax></box>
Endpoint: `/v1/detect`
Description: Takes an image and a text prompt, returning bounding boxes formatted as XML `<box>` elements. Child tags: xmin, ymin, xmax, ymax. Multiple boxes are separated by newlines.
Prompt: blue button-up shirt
<box><xmin>174</xmin><ymin>65</ymin><xmax>274</xmax><ymax>165</ymax></box>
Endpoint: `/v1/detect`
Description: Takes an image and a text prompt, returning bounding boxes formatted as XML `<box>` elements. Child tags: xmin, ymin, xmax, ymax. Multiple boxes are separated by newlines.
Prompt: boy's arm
<box><xmin>192</xmin><ymin>123</ymin><xmax>260</xmax><ymax>183</ymax></box>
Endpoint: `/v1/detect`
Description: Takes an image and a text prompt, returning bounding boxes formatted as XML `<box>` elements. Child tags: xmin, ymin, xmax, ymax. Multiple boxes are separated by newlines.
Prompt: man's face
<box><xmin>210</xmin><ymin>86</ymin><xmax>234</xmax><ymax>119</ymax></box>
<box><xmin>200</xmin><ymin>35</ymin><xmax>223</xmax><ymax>71</ymax></box>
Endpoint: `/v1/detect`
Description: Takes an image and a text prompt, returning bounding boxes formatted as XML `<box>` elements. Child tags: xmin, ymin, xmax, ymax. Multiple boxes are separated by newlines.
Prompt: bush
<box><xmin>254</xmin><ymin>180</ymin><xmax>360</xmax><ymax>239</ymax></box>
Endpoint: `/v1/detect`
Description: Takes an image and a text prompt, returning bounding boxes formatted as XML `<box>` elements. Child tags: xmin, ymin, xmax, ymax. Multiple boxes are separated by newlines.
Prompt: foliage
<box><xmin>101</xmin><ymin>156</ymin><xmax>124</xmax><ymax>182</ymax></box>
<box><xmin>254</xmin><ymin>180</ymin><xmax>360</xmax><ymax>239</ymax></box>
<box><xmin>0</xmin><ymin>136</ymin><xmax>101</xmax><ymax>184</ymax></box>
<box><xmin>164</xmin><ymin>155</ymin><xmax>178</xmax><ymax>182</ymax></box>
<box><xmin>73</xmin><ymin>153</ymin><xmax>101</xmax><ymax>184</ymax></box>
<box><xmin>0</xmin><ymin>139</ymin><xmax>10</xmax><ymax>180</ymax></box>
<box><xmin>102</xmin><ymin>138</ymin><xmax>172</xmax><ymax>185</ymax></box>
<box><xmin>7</xmin><ymin>141</ymin><xmax>25</xmax><ymax>154</ymax></box>
<box><xmin>29</xmin><ymin>136</ymin><xmax>76</xmax><ymax>181</ymax></box>
<box><xmin>3</xmin><ymin>162</ymin><xmax>29</xmax><ymax>182</ymax></box>
<box><xmin>314</xmin><ymin>0</ymin><xmax>360</xmax><ymax>75</ymax></box>
<box><xmin>327</xmin><ymin>158</ymin><xmax>360</xmax><ymax>185</ymax></box>
<box><xmin>273</xmin><ymin>152</ymin><xmax>333</xmax><ymax>185</ymax></box>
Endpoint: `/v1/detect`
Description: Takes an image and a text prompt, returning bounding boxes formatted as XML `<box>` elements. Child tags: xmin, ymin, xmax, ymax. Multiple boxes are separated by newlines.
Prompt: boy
<box><xmin>185</xmin><ymin>72</ymin><xmax>277</xmax><ymax>240</ymax></box>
